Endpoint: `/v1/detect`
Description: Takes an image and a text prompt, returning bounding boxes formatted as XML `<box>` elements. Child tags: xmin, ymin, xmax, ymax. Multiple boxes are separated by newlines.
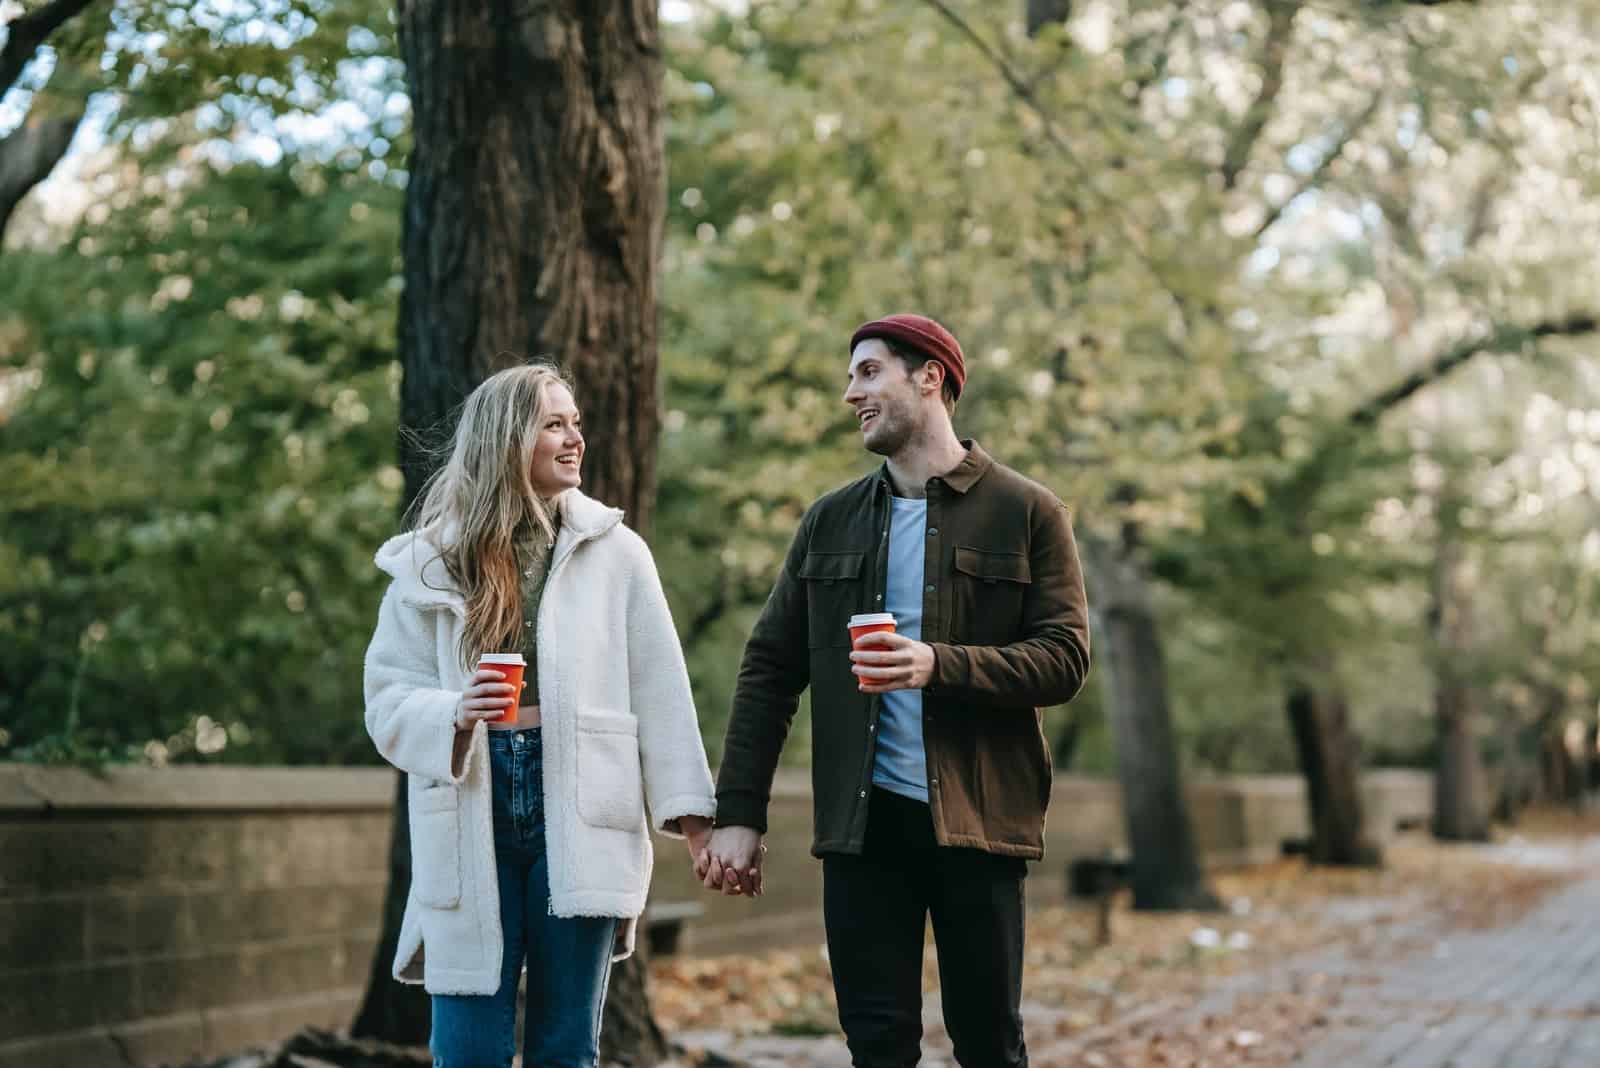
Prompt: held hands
<box><xmin>696</xmin><ymin>825</ymin><xmax>766</xmax><ymax>898</ymax></box>
<box><xmin>850</xmin><ymin>631</ymin><xmax>936</xmax><ymax>693</ymax></box>
<box><xmin>454</xmin><ymin>668</ymin><xmax>516</xmax><ymax>731</ymax></box>
<box><xmin>678</xmin><ymin>814</ymin><xmax>713</xmax><ymax>867</ymax></box>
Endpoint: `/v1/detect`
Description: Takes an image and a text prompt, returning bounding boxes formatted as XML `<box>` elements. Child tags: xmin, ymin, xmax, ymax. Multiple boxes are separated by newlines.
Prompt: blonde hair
<box><xmin>407</xmin><ymin>362</ymin><xmax>574</xmax><ymax>669</ymax></box>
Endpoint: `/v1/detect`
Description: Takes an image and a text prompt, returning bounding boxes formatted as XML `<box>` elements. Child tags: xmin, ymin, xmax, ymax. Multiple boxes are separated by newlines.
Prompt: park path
<box><xmin>675</xmin><ymin>839</ymin><xmax>1600</xmax><ymax>1068</ymax></box>
<box><xmin>1275</xmin><ymin>869</ymin><xmax>1600</xmax><ymax>1067</ymax></box>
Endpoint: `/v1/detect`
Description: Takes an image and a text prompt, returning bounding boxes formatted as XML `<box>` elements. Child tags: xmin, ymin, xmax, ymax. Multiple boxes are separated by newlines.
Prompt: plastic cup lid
<box><xmin>478</xmin><ymin>652</ymin><xmax>526</xmax><ymax>665</ymax></box>
<box><xmin>847</xmin><ymin>613</ymin><xmax>896</xmax><ymax>627</ymax></box>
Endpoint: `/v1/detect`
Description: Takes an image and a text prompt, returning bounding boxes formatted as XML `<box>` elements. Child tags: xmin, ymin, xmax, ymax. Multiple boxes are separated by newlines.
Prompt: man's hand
<box><xmin>850</xmin><ymin>631</ymin><xmax>936</xmax><ymax>693</ymax></box>
<box><xmin>700</xmin><ymin>825</ymin><xmax>765</xmax><ymax>897</ymax></box>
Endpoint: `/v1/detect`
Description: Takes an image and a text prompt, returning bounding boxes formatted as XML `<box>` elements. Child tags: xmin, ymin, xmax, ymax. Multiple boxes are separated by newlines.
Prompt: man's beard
<box><xmin>863</xmin><ymin>408</ymin><xmax>915</xmax><ymax>456</ymax></box>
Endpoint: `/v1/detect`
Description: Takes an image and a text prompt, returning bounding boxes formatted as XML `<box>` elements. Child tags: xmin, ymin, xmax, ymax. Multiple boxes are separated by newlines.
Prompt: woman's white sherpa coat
<box><xmin>363</xmin><ymin>490</ymin><xmax>716</xmax><ymax>995</ymax></box>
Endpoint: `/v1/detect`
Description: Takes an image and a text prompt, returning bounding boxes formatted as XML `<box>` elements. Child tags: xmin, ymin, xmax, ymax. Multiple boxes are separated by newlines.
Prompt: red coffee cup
<box><xmin>847</xmin><ymin>613</ymin><xmax>896</xmax><ymax>691</ymax></box>
<box><xmin>477</xmin><ymin>652</ymin><xmax>527</xmax><ymax>725</ymax></box>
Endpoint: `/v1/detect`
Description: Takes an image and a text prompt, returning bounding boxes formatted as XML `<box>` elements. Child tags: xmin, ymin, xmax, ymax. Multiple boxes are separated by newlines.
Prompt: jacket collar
<box><xmin>375</xmin><ymin>489</ymin><xmax>625</xmax><ymax>617</ymax></box>
<box><xmin>873</xmin><ymin>439</ymin><xmax>993</xmax><ymax>497</ymax></box>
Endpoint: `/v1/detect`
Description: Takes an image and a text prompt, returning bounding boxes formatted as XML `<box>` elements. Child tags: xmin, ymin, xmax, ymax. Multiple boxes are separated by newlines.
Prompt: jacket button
<box><xmin>859</xmin><ymin>789</ymin><xmax>867</xmax><ymax>798</ymax></box>
<box><xmin>930</xmin><ymin>778</ymin><xmax>939</xmax><ymax>788</ymax></box>
<box><xmin>868</xmin><ymin>723</ymin><xmax>876</xmax><ymax>733</ymax></box>
<box><xmin>927</xmin><ymin>527</ymin><xmax>937</xmax><ymax>536</ymax></box>
<box><xmin>875</xmin><ymin>594</ymin><xmax>883</xmax><ymax>602</ymax></box>
<box><xmin>925</xmin><ymin>584</ymin><xmax>935</xmax><ymax>593</ymax></box>
<box><xmin>524</xmin><ymin>621</ymin><xmax>533</xmax><ymax>628</ymax></box>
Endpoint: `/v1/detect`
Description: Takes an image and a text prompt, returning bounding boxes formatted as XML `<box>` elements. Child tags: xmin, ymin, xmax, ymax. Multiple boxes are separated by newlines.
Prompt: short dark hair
<box><xmin>879</xmin><ymin>337</ymin><xmax>958</xmax><ymax>415</ymax></box>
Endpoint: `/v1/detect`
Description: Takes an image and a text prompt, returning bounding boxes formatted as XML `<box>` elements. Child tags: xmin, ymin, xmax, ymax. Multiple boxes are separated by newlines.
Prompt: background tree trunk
<box><xmin>1286</xmin><ymin>661</ymin><xmax>1382</xmax><ymax>866</ymax></box>
<box><xmin>1428</xmin><ymin>495</ymin><xmax>1490</xmax><ymax>841</ymax></box>
<box><xmin>357</xmin><ymin>1</ymin><xmax>670</xmax><ymax>1059</ymax></box>
<box><xmin>351</xmin><ymin>774</ymin><xmax>428</xmax><ymax>1043</ymax></box>
<box><xmin>1080</xmin><ymin>531</ymin><xmax>1220</xmax><ymax>911</ymax></box>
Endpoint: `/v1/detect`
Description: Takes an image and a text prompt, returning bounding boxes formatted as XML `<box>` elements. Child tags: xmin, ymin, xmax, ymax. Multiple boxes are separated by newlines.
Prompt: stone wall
<box><xmin>0</xmin><ymin>764</ymin><xmax>1431</xmax><ymax>1068</ymax></box>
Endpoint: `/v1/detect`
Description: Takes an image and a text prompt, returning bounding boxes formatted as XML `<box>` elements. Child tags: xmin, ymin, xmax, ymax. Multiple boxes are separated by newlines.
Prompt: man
<box><xmin>701</xmin><ymin>313</ymin><xmax>1091</xmax><ymax>1067</ymax></box>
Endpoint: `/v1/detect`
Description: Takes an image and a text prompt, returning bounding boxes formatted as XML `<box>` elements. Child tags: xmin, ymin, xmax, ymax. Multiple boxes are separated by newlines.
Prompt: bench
<box><xmin>1066</xmin><ymin>853</ymin><xmax>1131</xmax><ymax>898</ymax></box>
<box><xmin>643</xmin><ymin>900</ymin><xmax>705</xmax><ymax>957</ymax></box>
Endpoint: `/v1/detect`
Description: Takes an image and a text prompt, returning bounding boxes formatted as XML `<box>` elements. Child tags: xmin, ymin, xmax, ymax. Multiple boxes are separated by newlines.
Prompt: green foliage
<box><xmin>4</xmin><ymin>0</ymin><xmax>1599</xmax><ymax>779</ymax></box>
<box><xmin>0</xmin><ymin>154</ymin><xmax>402</xmax><ymax>764</ymax></box>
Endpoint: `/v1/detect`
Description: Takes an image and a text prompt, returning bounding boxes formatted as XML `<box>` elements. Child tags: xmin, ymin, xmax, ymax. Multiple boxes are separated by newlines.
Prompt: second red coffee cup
<box><xmin>477</xmin><ymin>652</ymin><xmax>527</xmax><ymax>725</ymax></box>
<box><xmin>847</xmin><ymin>613</ymin><xmax>896</xmax><ymax>691</ymax></box>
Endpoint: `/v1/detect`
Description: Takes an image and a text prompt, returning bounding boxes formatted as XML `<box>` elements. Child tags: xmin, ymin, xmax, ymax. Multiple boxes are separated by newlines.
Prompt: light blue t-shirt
<box><xmin>872</xmin><ymin>495</ymin><xmax>929</xmax><ymax>803</ymax></box>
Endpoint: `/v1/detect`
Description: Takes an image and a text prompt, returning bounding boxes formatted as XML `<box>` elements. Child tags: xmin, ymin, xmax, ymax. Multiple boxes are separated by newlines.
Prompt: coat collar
<box><xmin>375</xmin><ymin>489</ymin><xmax>625</xmax><ymax>617</ymax></box>
<box><xmin>873</xmin><ymin>439</ymin><xmax>993</xmax><ymax>497</ymax></box>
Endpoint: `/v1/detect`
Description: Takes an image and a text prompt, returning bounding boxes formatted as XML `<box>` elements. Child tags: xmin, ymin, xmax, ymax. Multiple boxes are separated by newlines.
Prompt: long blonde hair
<box><xmin>407</xmin><ymin>363</ymin><xmax>574</xmax><ymax>669</ymax></box>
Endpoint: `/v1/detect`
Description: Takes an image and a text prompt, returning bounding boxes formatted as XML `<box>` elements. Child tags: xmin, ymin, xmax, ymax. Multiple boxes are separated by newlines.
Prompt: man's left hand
<box><xmin>850</xmin><ymin>631</ymin><xmax>936</xmax><ymax>692</ymax></box>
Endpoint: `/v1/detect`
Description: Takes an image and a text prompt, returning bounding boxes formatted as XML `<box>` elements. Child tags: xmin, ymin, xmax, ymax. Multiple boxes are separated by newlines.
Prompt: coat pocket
<box><xmin>953</xmin><ymin>546</ymin><xmax>1032</xmax><ymax>644</ymax></box>
<box><xmin>799</xmin><ymin>550</ymin><xmax>866</xmax><ymax>648</ymax></box>
<box><xmin>575</xmin><ymin>712</ymin><xmax>645</xmax><ymax>831</ymax></box>
<box><xmin>410</xmin><ymin>781</ymin><xmax>461</xmax><ymax>908</ymax></box>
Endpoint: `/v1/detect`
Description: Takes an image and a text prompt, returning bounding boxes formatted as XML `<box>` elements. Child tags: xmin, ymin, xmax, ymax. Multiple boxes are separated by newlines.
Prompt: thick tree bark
<box><xmin>1286</xmin><ymin>661</ymin><xmax>1381</xmax><ymax>866</ymax></box>
<box><xmin>394</xmin><ymin>0</ymin><xmax>664</xmax><ymax>532</ymax></box>
<box><xmin>358</xmin><ymin>1</ymin><xmax>669</xmax><ymax>1059</ymax></box>
<box><xmin>0</xmin><ymin>110</ymin><xmax>84</xmax><ymax>243</ymax></box>
<box><xmin>1080</xmin><ymin>531</ymin><xmax>1220</xmax><ymax>911</ymax></box>
<box><xmin>351</xmin><ymin>774</ymin><xmax>429</xmax><ymax>1044</ymax></box>
<box><xmin>1428</xmin><ymin>501</ymin><xmax>1490</xmax><ymax>841</ymax></box>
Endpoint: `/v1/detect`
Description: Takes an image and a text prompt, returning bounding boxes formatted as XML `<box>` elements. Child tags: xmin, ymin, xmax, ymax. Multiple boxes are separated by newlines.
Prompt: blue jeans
<box><xmin>430</xmin><ymin>728</ymin><xmax>618</xmax><ymax>1068</ymax></box>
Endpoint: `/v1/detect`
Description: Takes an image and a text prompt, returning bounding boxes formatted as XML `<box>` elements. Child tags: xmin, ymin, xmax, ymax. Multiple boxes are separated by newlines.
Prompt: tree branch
<box><xmin>1348</xmin><ymin>314</ymin><xmax>1600</xmax><ymax>429</ymax></box>
<box><xmin>1254</xmin><ymin>91</ymin><xmax>1382</xmax><ymax>239</ymax></box>
<box><xmin>1221</xmin><ymin>0</ymin><xmax>1301</xmax><ymax>191</ymax></box>
<box><xmin>0</xmin><ymin>0</ymin><xmax>98</xmax><ymax>98</ymax></box>
<box><xmin>0</xmin><ymin>106</ymin><xmax>83</xmax><ymax>240</ymax></box>
<box><xmin>918</xmin><ymin>0</ymin><xmax>1211</xmax><ymax>354</ymax></box>
<box><xmin>1025</xmin><ymin>0</ymin><xmax>1073</xmax><ymax>37</ymax></box>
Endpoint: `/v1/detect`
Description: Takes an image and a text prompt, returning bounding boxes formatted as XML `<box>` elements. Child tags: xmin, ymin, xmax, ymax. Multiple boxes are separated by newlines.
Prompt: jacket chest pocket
<box><xmin>799</xmin><ymin>550</ymin><xmax>866</xmax><ymax>648</ymax></box>
<box><xmin>410</xmin><ymin>781</ymin><xmax>461</xmax><ymax>908</ymax></box>
<box><xmin>953</xmin><ymin>546</ymin><xmax>1031</xmax><ymax>643</ymax></box>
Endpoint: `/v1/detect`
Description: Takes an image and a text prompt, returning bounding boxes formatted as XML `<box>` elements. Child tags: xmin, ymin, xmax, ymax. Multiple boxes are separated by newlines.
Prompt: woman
<box><xmin>363</xmin><ymin>363</ymin><xmax>715</xmax><ymax>1068</ymax></box>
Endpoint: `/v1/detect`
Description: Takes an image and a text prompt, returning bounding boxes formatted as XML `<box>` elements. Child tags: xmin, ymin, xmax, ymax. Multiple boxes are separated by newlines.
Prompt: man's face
<box><xmin>843</xmin><ymin>338</ymin><xmax>924</xmax><ymax>456</ymax></box>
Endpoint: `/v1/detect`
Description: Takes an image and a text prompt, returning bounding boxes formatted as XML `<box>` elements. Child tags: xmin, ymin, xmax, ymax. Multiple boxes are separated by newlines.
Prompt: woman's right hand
<box><xmin>454</xmin><ymin>668</ymin><xmax>517</xmax><ymax>730</ymax></box>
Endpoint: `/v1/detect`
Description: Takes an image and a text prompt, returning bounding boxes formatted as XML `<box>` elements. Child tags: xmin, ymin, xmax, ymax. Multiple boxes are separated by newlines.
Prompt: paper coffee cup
<box><xmin>478</xmin><ymin>652</ymin><xmax>527</xmax><ymax>725</ymax></box>
<box><xmin>847</xmin><ymin>614</ymin><xmax>896</xmax><ymax>692</ymax></box>
<box><xmin>847</xmin><ymin>612</ymin><xmax>897</xmax><ymax>643</ymax></box>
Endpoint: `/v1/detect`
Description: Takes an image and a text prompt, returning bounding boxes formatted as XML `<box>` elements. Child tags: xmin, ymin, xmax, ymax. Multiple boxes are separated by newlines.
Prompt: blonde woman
<box><xmin>363</xmin><ymin>363</ymin><xmax>715</xmax><ymax>1068</ymax></box>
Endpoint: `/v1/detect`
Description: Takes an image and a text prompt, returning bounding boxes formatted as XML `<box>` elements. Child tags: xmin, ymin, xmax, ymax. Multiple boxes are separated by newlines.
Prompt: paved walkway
<box><xmin>676</xmin><ymin>851</ymin><xmax>1600</xmax><ymax>1067</ymax></box>
<box><xmin>1280</xmin><ymin>874</ymin><xmax>1600</xmax><ymax>1067</ymax></box>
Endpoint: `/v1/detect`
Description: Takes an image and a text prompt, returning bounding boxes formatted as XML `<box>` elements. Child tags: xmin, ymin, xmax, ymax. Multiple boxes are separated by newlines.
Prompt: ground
<box><xmin>652</xmin><ymin>808</ymin><xmax>1600</xmax><ymax>1067</ymax></box>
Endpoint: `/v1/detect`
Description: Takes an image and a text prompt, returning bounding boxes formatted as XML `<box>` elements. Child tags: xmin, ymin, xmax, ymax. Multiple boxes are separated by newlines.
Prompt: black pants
<box><xmin>822</xmin><ymin>787</ymin><xmax>1028</xmax><ymax>1068</ymax></box>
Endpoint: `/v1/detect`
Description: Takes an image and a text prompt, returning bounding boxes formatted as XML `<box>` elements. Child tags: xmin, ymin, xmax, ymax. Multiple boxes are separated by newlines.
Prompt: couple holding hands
<box><xmin>364</xmin><ymin>313</ymin><xmax>1091</xmax><ymax>1068</ymax></box>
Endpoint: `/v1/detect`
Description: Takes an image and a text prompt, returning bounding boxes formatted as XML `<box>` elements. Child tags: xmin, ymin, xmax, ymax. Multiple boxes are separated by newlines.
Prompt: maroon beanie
<box><xmin>849</xmin><ymin>314</ymin><xmax>966</xmax><ymax>399</ymax></box>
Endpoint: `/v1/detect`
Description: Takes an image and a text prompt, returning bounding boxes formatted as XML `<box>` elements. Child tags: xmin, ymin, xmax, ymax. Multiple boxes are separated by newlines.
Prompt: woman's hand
<box><xmin>454</xmin><ymin>668</ymin><xmax>516</xmax><ymax>730</ymax></box>
<box><xmin>679</xmin><ymin>814</ymin><xmax>713</xmax><ymax>873</ymax></box>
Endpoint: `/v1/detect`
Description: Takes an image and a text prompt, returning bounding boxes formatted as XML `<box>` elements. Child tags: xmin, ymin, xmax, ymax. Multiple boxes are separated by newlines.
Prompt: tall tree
<box><xmin>355</xmin><ymin>0</ymin><xmax>670</xmax><ymax>1059</ymax></box>
<box><xmin>1428</xmin><ymin>478</ymin><xmax>1491</xmax><ymax>841</ymax></box>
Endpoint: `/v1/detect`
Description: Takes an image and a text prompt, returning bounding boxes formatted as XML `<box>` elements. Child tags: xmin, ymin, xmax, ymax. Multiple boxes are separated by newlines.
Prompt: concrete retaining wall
<box><xmin>0</xmin><ymin>764</ymin><xmax>1431</xmax><ymax>1068</ymax></box>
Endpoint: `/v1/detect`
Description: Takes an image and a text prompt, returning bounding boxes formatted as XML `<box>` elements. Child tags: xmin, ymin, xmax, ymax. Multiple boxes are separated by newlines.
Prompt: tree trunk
<box><xmin>351</xmin><ymin>774</ymin><xmax>429</xmax><ymax>1044</ymax></box>
<box><xmin>1080</xmin><ymin>531</ymin><xmax>1220</xmax><ymax>911</ymax></box>
<box><xmin>358</xmin><ymin>1</ymin><xmax>669</xmax><ymax>1057</ymax></box>
<box><xmin>1286</xmin><ymin>662</ymin><xmax>1381</xmax><ymax>866</ymax></box>
<box><xmin>1428</xmin><ymin>507</ymin><xmax>1490</xmax><ymax>841</ymax></box>
<box><xmin>1493</xmin><ymin>711</ymin><xmax>1525</xmax><ymax>825</ymax></box>
<box><xmin>394</xmin><ymin>0</ymin><xmax>664</xmax><ymax>531</ymax></box>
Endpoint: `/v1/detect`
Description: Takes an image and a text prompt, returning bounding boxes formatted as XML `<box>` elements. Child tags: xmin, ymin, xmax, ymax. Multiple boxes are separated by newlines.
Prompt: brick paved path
<box><xmin>677</xmin><ymin>862</ymin><xmax>1600</xmax><ymax>1067</ymax></box>
<box><xmin>1280</xmin><ymin>875</ymin><xmax>1600</xmax><ymax>1068</ymax></box>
